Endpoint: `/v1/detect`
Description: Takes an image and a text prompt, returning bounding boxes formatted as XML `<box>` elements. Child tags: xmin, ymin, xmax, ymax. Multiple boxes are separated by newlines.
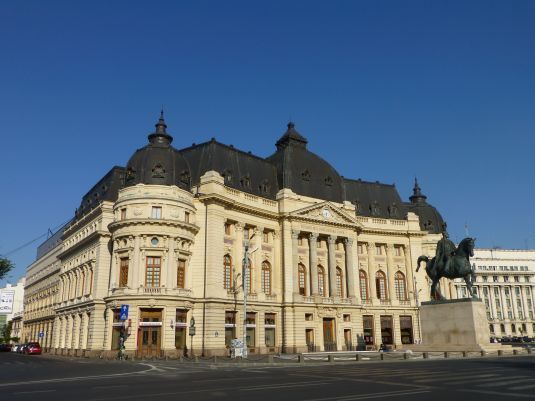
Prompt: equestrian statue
<box><xmin>417</xmin><ymin>223</ymin><xmax>477</xmax><ymax>300</ymax></box>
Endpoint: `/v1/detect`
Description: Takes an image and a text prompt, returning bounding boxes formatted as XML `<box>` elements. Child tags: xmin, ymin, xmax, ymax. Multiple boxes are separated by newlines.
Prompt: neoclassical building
<box><xmin>453</xmin><ymin>248</ymin><xmax>535</xmax><ymax>339</ymax></box>
<box><xmin>24</xmin><ymin>114</ymin><xmax>449</xmax><ymax>357</ymax></box>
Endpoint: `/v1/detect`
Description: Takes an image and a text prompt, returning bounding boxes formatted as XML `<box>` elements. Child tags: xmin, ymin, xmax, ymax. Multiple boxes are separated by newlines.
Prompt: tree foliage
<box><xmin>0</xmin><ymin>257</ymin><xmax>14</xmax><ymax>280</ymax></box>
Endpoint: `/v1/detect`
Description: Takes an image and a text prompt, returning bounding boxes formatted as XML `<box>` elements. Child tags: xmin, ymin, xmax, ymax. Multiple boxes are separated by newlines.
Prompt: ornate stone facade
<box><xmin>22</xmin><ymin>116</ymin><xmax>453</xmax><ymax>357</ymax></box>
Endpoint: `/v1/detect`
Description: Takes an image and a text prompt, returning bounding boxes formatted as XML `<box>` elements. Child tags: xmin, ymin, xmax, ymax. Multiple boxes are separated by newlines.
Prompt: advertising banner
<box><xmin>0</xmin><ymin>291</ymin><xmax>15</xmax><ymax>314</ymax></box>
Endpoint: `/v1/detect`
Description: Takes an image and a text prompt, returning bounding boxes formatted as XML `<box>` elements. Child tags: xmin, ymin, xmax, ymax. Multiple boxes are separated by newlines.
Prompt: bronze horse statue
<box><xmin>417</xmin><ymin>237</ymin><xmax>476</xmax><ymax>300</ymax></box>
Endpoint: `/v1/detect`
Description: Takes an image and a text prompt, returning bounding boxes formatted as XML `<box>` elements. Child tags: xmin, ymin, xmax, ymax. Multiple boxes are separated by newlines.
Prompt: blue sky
<box><xmin>1</xmin><ymin>0</ymin><xmax>534</xmax><ymax>285</ymax></box>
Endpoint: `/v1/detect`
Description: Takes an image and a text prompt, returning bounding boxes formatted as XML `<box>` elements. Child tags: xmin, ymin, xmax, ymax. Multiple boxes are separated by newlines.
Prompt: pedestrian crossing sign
<box><xmin>119</xmin><ymin>304</ymin><xmax>129</xmax><ymax>320</ymax></box>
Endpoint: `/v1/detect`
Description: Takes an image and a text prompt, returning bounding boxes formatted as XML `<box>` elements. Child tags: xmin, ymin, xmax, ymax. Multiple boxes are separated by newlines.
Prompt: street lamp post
<box><xmin>413</xmin><ymin>276</ymin><xmax>422</xmax><ymax>343</ymax></box>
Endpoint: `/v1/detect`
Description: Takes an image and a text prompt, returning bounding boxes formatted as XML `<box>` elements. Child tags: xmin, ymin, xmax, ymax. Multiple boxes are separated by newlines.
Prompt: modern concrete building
<box><xmin>24</xmin><ymin>114</ymin><xmax>451</xmax><ymax>357</ymax></box>
<box><xmin>0</xmin><ymin>277</ymin><xmax>25</xmax><ymax>335</ymax></box>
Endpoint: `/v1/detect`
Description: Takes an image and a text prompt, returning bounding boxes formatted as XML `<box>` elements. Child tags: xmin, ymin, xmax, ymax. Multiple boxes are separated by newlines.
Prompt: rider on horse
<box><xmin>435</xmin><ymin>223</ymin><xmax>456</xmax><ymax>275</ymax></box>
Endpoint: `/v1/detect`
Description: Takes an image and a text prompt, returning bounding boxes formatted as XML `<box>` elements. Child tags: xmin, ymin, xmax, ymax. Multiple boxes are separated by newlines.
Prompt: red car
<box><xmin>24</xmin><ymin>342</ymin><xmax>42</xmax><ymax>355</ymax></box>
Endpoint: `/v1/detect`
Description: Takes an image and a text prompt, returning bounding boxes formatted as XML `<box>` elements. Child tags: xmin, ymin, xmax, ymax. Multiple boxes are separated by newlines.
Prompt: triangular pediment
<box><xmin>290</xmin><ymin>201</ymin><xmax>359</xmax><ymax>226</ymax></box>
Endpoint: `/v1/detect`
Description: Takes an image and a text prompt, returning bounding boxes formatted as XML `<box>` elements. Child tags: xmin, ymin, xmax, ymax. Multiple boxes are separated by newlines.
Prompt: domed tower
<box><xmin>124</xmin><ymin>111</ymin><xmax>191</xmax><ymax>189</ymax></box>
<box><xmin>267</xmin><ymin>122</ymin><xmax>344</xmax><ymax>202</ymax></box>
<box><xmin>107</xmin><ymin>114</ymin><xmax>199</xmax><ymax>354</ymax></box>
<box><xmin>407</xmin><ymin>178</ymin><xmax>445</xmax><ymax>234</ymax></box>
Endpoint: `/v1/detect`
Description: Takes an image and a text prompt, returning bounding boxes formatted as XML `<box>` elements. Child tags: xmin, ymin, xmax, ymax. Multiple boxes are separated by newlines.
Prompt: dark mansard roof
<box><xmin>69</xmin><ymin>116</ymin><xmax>445</xmax><ymax>234</ymax></box>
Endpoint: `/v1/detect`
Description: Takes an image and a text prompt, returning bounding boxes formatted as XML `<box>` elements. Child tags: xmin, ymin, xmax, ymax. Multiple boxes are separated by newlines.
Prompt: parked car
<box><xmin>24</xmin><ymin>342</ymin><xmax>42</xmax><ymax>355</ymax></box>
<box><xmin>0</xmin><ymin>343</ymin><xmax>11</xmax><ymax>352</ymax></box>
<box><xmin>11</xmin><ymin>344</ymin><xmax>20</xmax><ymax>352</ymax></box>
<box><xmin>17</xmin><ymin>343</ymin><xmax>28</xmax><ymax>354</ymax></box>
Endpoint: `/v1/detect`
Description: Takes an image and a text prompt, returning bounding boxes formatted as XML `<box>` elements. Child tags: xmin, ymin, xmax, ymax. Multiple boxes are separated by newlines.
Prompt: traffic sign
<box><xmin>189</xmin><ymin>327</ymin><xmax>196</xmax><ymax>336</ymax></box>
<box><xmin>38</xmin><ymin>331</ymin><xmax>44</xmax><ymax>338</ymax></box>
<box><xmin>119</xmin><ymin>304</ymin><xmax>129</xmax><ymax>320</ymax></box>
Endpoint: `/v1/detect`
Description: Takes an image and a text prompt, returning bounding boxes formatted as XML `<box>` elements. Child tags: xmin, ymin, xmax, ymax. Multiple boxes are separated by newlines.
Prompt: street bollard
<box><xmin>194</xmin><ymin>356</ymin><xmax>199</xmax><ymax>363</ymax></box>
<box><xmin>423</xmin><ymin>352</ymin><xmax>429</xmax><ymax>359</ymax></box>
<box><xmin>268</xmin><ymin>355</ymin><xmax>274</xmax><ymax>363</ymax></box>
<box><xmin>498</xmin><ymin>350</ymin><xmax>503</xmax><ymax>356</ymax></box>
<box><xmin>444</xmin><ymin>352</ymin><xmax>449</xmax><ymax>358</ymax></box>
<box><xmin>299</xmin><ymin>354</ymin><xmax>305</xmax><ymax>363</ymax></box>
<box><xmin>213</xmin><ymin>355</ymin><xmax>217</xmax><ymax>364</ymax></box>
<box><xmin>462</xmin><ymin>351</ymin><xmax>467</xmax><ymax>358</ymax></box>
<box><xmin>513</xmin><ymin>349</ymin><xmax>519</xmax><ymax>355</ymax></box>
<box><xmin>403</xmin><ymin>352</ymin><xmax>408</xmax><ymax>360</ymax></box>
<box><xmin>355</xmin><ymin>353</ymin><xmax>360</xmax><ymax>361</ymax></box>
<box><xmin>527</xmin><ymin>347</ymin><xmax>532</xmax><ymax>354</ymax></box>
<box><xmin>481</xmin><ymin>350</ymin><xmax>486</xmax><ymax>357</ymax></box>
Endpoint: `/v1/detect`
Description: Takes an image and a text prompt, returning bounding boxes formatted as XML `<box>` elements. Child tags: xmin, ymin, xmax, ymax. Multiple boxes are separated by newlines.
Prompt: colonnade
<box><xmin>54</xmin><ymin>311</ymin><xmax>92</xmax><ymax>351</ymax></box>
<box><xmin>59</xmin><ymin>263</ymin><xmax>93</xmax><ymax>302</ymax></box>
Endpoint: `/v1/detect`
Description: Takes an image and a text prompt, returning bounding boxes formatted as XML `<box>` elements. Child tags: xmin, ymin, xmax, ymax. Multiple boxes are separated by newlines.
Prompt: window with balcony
<box><xmin>119</xmin><ymin>257</ymin><xmax>129</xmax><ymax>287</ymax></box>
<box><xmin>359</xmin><ymin>270</ymin><xmax>368</xmax><ymax>301</ymax></box>
<box><xmin>261</xmin><ymin>261</ymin><xmax>271</xmax><ymax>295</ymax></box>
<box><xmin>394</xmin><ymin>271</ymin><xmax>407</xmax><ymax>301</ymax></box>
<box><xmin>375</xmin><ymin>271</ymin><xmax>387</xmax><ymax>300</ymax></box>
<box><xmin>177</xmin><ymin>260</ymin><xmax>186</xmax><ymax>288</ymax></box>
<box><xmin>223</xmin><ymin>255</ymin><xmax>232</xmax><ymax>290</ymax></box>
<box><xmin>298</xmin><ymin>264</ymin><xmax>306</xmax><ymax>296</ymax></box>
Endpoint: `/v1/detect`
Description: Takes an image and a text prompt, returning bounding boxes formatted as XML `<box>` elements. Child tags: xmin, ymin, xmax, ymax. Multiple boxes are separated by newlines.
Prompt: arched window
<box><xmin>318</xmin><ymin>265</ymin><xmax>326</xmax><ymax>297</ymax></box>
<box><xmin>223</xmin><ymin>255</ymin><xmax>232</xmax><ymax>289</ymax></box>
<box><xmin>394</xmin><ymin>271</ymin><xmax>407</xmax><ymax>301</ymax></box>
<box><xmin>177</xmin><ymin>260</ymin><xmax>186</xmax><ymax>288</ymax></box>
<box><xmin>336</xmin><ymin>267</ymin><xmax>343</xmax><ymax>297</ymax></box>
<box><xmin>261</xmin><ymin>261</ymin><xmax>271</xmax><ymax>295</ymax></box>
<box><xmin>375</xmin><ymin>270</ymin><xmax>387</xmax><ymax>300</ymax></box>
<box><xmin>359</xmin><ymin>270</ymin><xmax>368</xmax><ymax>300</ymax></box>
<box><xmin>298</xmin><ymin>264</ymin><xmax>306</xmax><ymax>295</ymax></box>
<box><xmin>244</xmin><ymin>258</ymin><xmax>252</xmax><ymax>294</ymax></box>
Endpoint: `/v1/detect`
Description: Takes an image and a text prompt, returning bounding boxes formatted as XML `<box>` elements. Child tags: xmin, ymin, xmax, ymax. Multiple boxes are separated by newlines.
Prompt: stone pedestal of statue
<box><xmin>407</xmin><ymin>298</ymin><xmax>510</xmax><ymax>352</ymax></box>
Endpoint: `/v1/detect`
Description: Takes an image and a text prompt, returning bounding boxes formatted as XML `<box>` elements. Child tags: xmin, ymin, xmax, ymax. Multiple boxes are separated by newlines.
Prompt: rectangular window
<box><xmin>305</xmin><ymin>313</ymin><xmax>313</xmax><ymax>321</ymax></box>
<box><xmin>399</xmin><ymin>316</ymin><xmax>413</xmax><ymax>345</ymax></box>
<box><xmin>380</xmin><ymin>315</ymin><xmax>393</xmax><ymax>345</ymax></box>
<box><xmin>225</xmin><ymin>311</ymin><xmax>236</xmax><ymax>347</ymax></box>
<box><xmin>298</xmin><ymin>237</ymin><xmax>303</xmax><ymax>246</ymax></box>
<box><xmin>177</xmin><ymin>260</ymin><xmax>186</xmax><ymax>288</ymax></box>
<box><xmin>175</xmin><ymin>309</ymin><xmax>187</xmax><ymax>350</ymax></box>
<box><xmin>375</xmin><ymin>245</ymin><xmax>382</xmax><ymax>256</ymax></box>
<box><xmin>146</xmin><ymin>256</ymin><xmax>161</xmax><ymax>287</ymax></box>
<box><xmin>120</xmin><ymin>208</ymin><xmax>126</xmax><ymax>220</ymax></box>
<box><xmin>265</xmin><ymin>313</ymin><xmax>276</xmax><ymax>348</ymax></box>
<box><xmin>357</xmin><ymin>243</ymin><xmax>365</xmax><ymax>254</ymax></box>
<box><xmin>343</xmin><ymin>314</ymin><xmax>351</xmax><ymax>322</ymax></box>
<box><xmin>494</xmin><ymin>287</ymin><xmax>500</xmax><ymax>297</ymax></box>
<box><xmin>111</xmin><ymin>309</ymin><xmax>123</xmax><ymax>350</ymax></box>
<box><xmin>119</xmin><ymin>258</ymin><xmax>129</xmax><ymax>287</ymax></box>
<box><xmin>151</xmin><ymin>206</ymin><xmax>162</xmax><ymax>219</ymax></box>
<box><xmin>246</xmin><ymin>312</ymin><xmax>256</xmax><ymax>348</ymax></box>
<box><xmin>263</xmin><ymin>232</ymin><xmax>269</xmax><ymax>243</ymax></box>
<box><xmin>363</xmin><ymin>315</ymin><xmax>374</xmax><ymax>345</ymax></box>
<box><xmin>493</xmin><ymin>276</ymin><xmax>498</xmax><ymax>282</ymax></box>
<box><xmin>224</xmin><ymin>223</ymin><xmax>231</xmax><ymax>235</ymax></box>
<box><xmin>394</xmin><ymin>246</ymin><xmax>402</xmax><ymax>257</ymax></box>
<box><xmin>184</xmin><ymin>211</ymin><xmax>190</xmax><ymax>223</ymax></box>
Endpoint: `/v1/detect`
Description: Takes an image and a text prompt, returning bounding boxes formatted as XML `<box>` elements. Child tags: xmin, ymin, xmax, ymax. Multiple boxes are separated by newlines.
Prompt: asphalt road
<box><xmin>1</xmin><ymin>352</ymin><xmax>535</xmax><ymax>401</ymax></box>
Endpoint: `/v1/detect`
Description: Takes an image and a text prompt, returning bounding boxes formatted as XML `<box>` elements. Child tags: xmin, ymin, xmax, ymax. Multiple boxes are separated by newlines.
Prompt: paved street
<box><xmin>1</xmin><ymin>352</ymin><xmax>535</xmax><ymax>401</ymax></box>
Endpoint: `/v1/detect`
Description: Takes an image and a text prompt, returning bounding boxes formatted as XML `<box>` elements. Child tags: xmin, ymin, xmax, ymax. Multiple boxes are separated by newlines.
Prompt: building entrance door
<box><xmin>323</xmin><ymin>318</ymin><xmax>336</xmax><ymax>351</ymax></box>
<box><xmin>138</xmin><ymin>309</ymin><xmax>162</xmax><ymax>357</ymax></box>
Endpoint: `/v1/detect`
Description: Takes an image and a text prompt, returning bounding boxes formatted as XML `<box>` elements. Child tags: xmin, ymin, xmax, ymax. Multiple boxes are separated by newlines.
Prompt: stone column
<box><xmin>65</xmin><ymin>315</ymin><xmax>72</xmax><ymax>350</ymax></box>
<box><xmin>72</xmin><ymin>314</ymin><xmax>80</xmax><ymax>350</ymax></box>
<box><xmin>80</xmin><ymin>313</ymin><xmax>88</xmax><ymax>349</ymax></box>
<box><xmin>510</xmin><ymin>286</ymin><xmax>519</xmax><ymax>321</ymax></box>
<box><xmin>53</xmin><ymin>316</ymin><xmax>60</xmax><ymax>349</ymax></box>
<box><xmin>309</xmin><ymin>233</ymin><xmax>319</xmax><ymax>295</ymax></box>
<box><xmin>272</xmin><ymin>230</ymin><xmax>281</xmax><ymax>297</ymax></box>
<box><xmin>254</xmin><ymin>227</ymin><xmax>263</xmax><ymax>294</ymax></box>
<box><xmin>488</xmin><ymin>285</ymin><xmax>497</xmax><ymax>319</ymax></box>
<box><xmin>520</xmin><ymin>285</ymin><xmax>529</xmax><ymax>323</ymax></box>
<box><xmin>366</xmin><ymin>243</ymin><xmax>374</xmax><ymax>300</ymax></box>
<box><xmin>344</xmin><ymin>238</ymin><xmax>356</xmax><ymax>298</ymax></box>
<box><xmin>386</xmin><ymin>245</ymin><xmax>395</xmax><ymax>302</ymax></box>
<box><xmin>327</xmin><ymin>236</ymin><xmax>336</xmax><ymax>298</ymax></box>
<box><xmin>404</xmin><ymin>245</ymin><xmax>415</xmax><ymax>305</ymax></box>
<box><xmin>292</xmin><ymin>230</ymin><xmax>300</xmax><ymax>295</ymax></box>
<box><xmin>235</xmin><ymin>223</ymin><xmax>244</xmax><ymax>291</ymax></box>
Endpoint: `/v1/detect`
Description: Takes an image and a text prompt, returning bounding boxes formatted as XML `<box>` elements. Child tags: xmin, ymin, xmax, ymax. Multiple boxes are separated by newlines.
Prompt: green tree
<box><xmin>1</xmin><ymin>321</ymin><xmax>12</xmax><ymax>343</ymax></box>
<box><xmin>0</xmin><ymin>257</ymin><xmax>14</xmax><ymax>280</ymax></box>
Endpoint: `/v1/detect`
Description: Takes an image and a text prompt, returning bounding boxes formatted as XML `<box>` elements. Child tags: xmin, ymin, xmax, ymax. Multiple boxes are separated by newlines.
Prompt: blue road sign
<box><xmin>119</xmin><ymin>304</ymin><xmax>129</xmax><ymax>321</ymax></box>
<box><xmin>38</xmin><ymin>331</ymin><xmax>44</xmax><ymax>338</ymax></box>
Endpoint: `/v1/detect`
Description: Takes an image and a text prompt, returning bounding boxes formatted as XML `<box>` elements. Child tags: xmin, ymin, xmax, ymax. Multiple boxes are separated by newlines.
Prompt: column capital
<box><xmin>235</xmin><ymin>222</ymin><xmax>244</xmax><ymax>231</ymax></box>
<box><xmin>308</xmin><ymin>232</ymin><xmax>318</xmax><ymax>240</ymax></box>
<box><xmin>272</xmin><ymin>230</ymin><xmax>280</xmax><ymax>239</ymax></box>
<box><xmin>291</xmin><ymin>230</ymin><xmax>300</xmax><ymax>239</ymax></box>
<box><xmin>327</xmin><ymin>235</ymin><xmax>336</xmax><ymax>245</ymax></box>
<box><xmin>343</xmin><ymin>238</ymin><xmax>354</xmax><ymax>246</ymax></box>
